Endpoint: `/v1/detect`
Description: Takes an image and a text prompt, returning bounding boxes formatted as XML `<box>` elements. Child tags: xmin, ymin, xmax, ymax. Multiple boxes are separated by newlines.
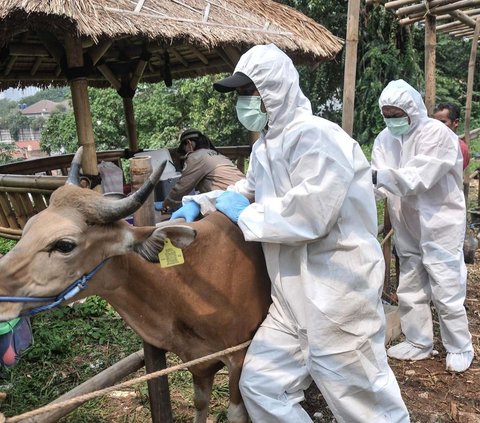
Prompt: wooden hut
<box><xmin>0</xmin><ymin>0</ymin><xmax>342</xmax><ymax>159</ymax></box>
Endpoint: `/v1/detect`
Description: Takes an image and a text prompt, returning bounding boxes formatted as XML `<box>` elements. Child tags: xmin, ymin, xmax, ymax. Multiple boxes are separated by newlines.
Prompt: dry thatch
<box><xmin>366</xmin><ymin>0</ymin><xmax>480</xmax><ymax>39</ymax></box>
<box><xmin>0</xmin><ymin>0</ymin><xmax>343</xmax><ymax>89</ymax></box>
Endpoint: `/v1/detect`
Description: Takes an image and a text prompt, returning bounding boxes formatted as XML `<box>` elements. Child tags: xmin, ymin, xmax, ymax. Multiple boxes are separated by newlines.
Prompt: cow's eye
<box><xmin>52</xmin><ymin>240</ymin><xmax>76</xmax><ymax>253</ymax></box>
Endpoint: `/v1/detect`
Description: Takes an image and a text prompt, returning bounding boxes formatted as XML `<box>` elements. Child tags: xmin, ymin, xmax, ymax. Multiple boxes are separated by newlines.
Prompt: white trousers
<box><xmin>239</xmin><ymin>313</ymin><xmax>410</xmax><ymax>423</ymax></box>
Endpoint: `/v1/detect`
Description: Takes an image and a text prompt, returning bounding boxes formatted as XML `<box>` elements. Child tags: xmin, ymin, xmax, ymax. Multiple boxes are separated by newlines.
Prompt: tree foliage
<box><xmin>41</xmin><ymin>76</ymin><xmax>245</xmax><ymax>154</ymax></box>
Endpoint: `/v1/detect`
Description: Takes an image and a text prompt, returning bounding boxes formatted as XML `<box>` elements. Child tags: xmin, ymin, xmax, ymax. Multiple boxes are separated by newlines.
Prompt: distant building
<box><xmin>20</xmin><ymin>99</ymin><xmax>68</xmax><ymax>118</ymax></box>
<box><xmin>12</xmin><ymin>140</ymin><xmax>46</xmax><ymax>160</ymax></box>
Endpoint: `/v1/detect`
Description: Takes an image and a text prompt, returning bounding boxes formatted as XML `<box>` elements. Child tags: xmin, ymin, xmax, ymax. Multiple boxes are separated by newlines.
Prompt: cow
<box><xmin>0</xmin><ymin>148</ymin><xmax>271</xmax><ymax>423</ymax></box>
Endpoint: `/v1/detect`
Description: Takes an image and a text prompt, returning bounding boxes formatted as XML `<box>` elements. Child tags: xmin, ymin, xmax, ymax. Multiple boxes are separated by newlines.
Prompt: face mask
<box><xmin>384</xmin><ymin>116</ymin><xmax>411</xmax><ymax>138</ymax></box>
<box><xmin>236</xmin><ymin>96</ymin><xmax>268</xmax><ymax>132</ymax></box>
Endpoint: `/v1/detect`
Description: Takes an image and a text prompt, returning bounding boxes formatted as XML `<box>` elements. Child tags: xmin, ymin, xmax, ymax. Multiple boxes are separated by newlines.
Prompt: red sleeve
<box><xmin>459</xmin><ymin>138</ymin><xmax>470</xmax><ymax>170</ymax></box>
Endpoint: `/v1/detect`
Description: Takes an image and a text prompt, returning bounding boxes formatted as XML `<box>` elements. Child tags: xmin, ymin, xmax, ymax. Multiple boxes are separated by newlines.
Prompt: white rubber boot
<box><xmin>387</xmin><ymin>341</ymin><xmax>437</xmax><ymax>361</ymax></box>
<box><xmin>446</xmin><ymin>351</ymin><xmax>474</xmax><ymax>373</ymax></box>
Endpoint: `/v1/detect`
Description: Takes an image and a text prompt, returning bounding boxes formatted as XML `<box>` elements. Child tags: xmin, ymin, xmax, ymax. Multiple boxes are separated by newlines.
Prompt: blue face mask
<box><xmin>235</xmin><ymin>96</ymin><xmax>268</xmax><ymax>132</ymax></box>
<box><xmin>384</xmin><ymin>116</ymin><xmax>411</xmax><ymax>138</ymax></box>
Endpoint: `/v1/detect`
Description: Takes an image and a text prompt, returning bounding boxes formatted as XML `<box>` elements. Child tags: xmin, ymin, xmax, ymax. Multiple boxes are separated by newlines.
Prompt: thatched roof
<box><xmin>367</xmin><ymin>0</ymin><xmax>480</xmax><ymax>39</ymax></box>
<box><xmin>0</xmin><ymin>0</ymin><xmax>343</xmax><ymax>90</ymax></box>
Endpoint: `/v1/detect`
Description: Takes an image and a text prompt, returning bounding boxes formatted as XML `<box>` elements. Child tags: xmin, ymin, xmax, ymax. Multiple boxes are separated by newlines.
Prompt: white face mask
<box><xmin>235</xmin><ymin>96</ymin><xmax>268</xmax><ymax>132</ymax></box>
<box><xmin>384</xmin><ymin>116</ymin><xmax>411</xmax><ymax>138</ymax></box>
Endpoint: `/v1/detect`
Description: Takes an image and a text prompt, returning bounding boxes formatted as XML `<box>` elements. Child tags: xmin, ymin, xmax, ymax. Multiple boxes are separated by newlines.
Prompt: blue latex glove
<box><xmin>215</xmin><ymin>191</ymin><xmax>250</xmax><ymax>224</ymax></box>
<box><xmin>154</xmin><ymin>201</ymin><xmax>164</xmax><ymax>211</ymax></box>
<box><xmin>170</xmin><ymin>201</ymin><xmax>200</xmax><ymax>222</ymax></box>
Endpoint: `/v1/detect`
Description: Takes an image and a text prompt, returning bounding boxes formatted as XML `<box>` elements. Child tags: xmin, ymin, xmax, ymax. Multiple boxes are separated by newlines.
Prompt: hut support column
<box><xmin>425</xmin><ymin>14</ymin><xmax>436</xmax><ymax>116</ymax></box>
<box><xmin>342</xmin><ymin>0</ymin><xmax>361</xmax><ymax>136</ymax></box>
<box><xmin>64</xmin><ymin>34</ymin><xmax>99</xmax><ymax>188</ymax></box>
<box><xmin>130</xmin><ymin>156</ymin><xmax>173</xmax><ymax>423</ymax></box>
<box><xmin>123</xmin><ymin>97</ymin><xmax>139</xmax><ymax>152</ymax></box>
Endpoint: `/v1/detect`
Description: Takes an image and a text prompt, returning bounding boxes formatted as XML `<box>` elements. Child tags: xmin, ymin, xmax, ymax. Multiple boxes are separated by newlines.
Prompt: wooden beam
<box><xmin>8</xmin><ymin>43</ymin><xmax>50</xmax><ymax>57</ymax></box>
<box><xmin>342</xmin><ymin>0</ymin><xmax>361</xmax><ymax>136</ymax></box>
<box><xmin>96</xmin><ymin>63</ymin><xmax>122</xmax><ymax>90</ymax></box>
<box><xmin>36</xmin><ymin>31</ymin><xmax>65</xmax><ymax>64</ymax></box>
<box><xmin>130</xmin><ymin>59</ymin><xmax>148</xmax><ymax>90</ymax></box>
<box><xmin>384</xmin><ymin>0</ymin><xmax>416</xmax><ymax>10</ymax></box>
<box><xmin>449</xmin><ymin>10</ymin><xmax>477</xmax><ymax>28</ymax></box>
<box><xmin>3</xmin><ymin>56</ymin><xmax>16</xmax><ymax>76</ymax></box>
<box><xmin>34</xmin><ymin>350</ymin><xmax>145</xmax><ymax>423</ymax></box>
<box><xmin>190</xmin><ymin>45</ymin><xmax>209</xmax><ymax>65</ymax></box>
<box><xmin>30</xmin><ymin>57</ymin><xmax>42</xmax><ymax>76</ymax></box>
<box><xmin>395</xmin><ymin>0</ymin><xmax>456</xmax><ymax>16</ymax></box>
<box><xmin>425</xmin><ymin>14</ymin><xmax>437</xmax><ymax>116</ymax></box>
<box><xmin>88</xmin><ymin>40</ymin><xmax>113</xmax><ymax>65</ymax></box>
<box><xmin>169</xmin><ymin>48</ymin><xmax>189</xmax><ymax>68</ymax></box>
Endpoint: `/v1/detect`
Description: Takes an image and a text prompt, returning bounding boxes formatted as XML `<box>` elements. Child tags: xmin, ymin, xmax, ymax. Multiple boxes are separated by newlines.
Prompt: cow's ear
<box><xmin>133</xmin><ymin>225</ymin><xmax>196</xmax><ymax>262</ymax></box>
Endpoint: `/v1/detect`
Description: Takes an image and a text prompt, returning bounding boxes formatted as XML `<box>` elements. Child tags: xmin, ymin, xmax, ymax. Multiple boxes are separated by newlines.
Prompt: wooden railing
<box><xmin>0</xmin><ymin>146</ymin><xmax>251</xmax><ymax>240</ymax></box>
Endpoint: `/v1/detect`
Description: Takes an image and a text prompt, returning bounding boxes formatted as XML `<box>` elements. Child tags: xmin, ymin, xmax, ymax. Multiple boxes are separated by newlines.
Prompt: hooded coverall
<box><xmin>203</xmin><ymin>44</ymin><xmax>409</xmax><ymax>422</ymax></box>
<box><xmin>372</xmin><ymin>80</ymin><xmax>473</xmax><ymax>356</ymax></box>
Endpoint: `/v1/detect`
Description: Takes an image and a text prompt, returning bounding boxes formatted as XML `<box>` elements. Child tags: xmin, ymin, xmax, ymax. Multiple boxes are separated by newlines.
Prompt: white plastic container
<box><xmin>134</xmin><ymin>149</ymin><xmax>181</xmax><ymax>201</ymax></box>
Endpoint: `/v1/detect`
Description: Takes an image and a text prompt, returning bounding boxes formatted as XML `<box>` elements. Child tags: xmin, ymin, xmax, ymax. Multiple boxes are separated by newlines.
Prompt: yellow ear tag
<box><xmin>158</xmin><ymin>238</ymin><xmax>185</xmax><ymax>268</ymax></box>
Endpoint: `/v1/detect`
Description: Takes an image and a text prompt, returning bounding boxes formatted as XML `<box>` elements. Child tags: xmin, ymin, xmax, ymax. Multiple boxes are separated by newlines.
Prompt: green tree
<box><xmin>22</xmin><ymin>87</ymin><xmax>69</xmax><ymax>105</ymax></box>
<box><xmin>41</xmin><ymin>77</ymin><xmax>244</xmax><ymax>154</ymax></box>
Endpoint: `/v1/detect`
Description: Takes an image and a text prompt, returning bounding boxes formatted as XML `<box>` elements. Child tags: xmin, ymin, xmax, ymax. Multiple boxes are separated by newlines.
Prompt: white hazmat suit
<box><xmin>192</xmin><ymin>44</ymin><xmax>409</xmax><ymax>423</ymax></box>
<box><xmin>371</xmin><ymin>80</ymin><xmax>473</xmax><ymax>371</ymax></box>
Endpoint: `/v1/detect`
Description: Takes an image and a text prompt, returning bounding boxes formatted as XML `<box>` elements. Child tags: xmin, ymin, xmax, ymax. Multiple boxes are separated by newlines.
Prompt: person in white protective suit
<box><xmin>371</xmin><ymin>79</ymin><xmax>474</xmax><ymax>373</ymax></box>
<box><xmin>171</xmin><ymin>44</ymin><xmax>409</xmax><ymax>423</ymax></box>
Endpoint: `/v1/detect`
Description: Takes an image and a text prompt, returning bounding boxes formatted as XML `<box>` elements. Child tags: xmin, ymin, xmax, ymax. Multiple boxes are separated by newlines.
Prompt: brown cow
<box><xmin>0</xmin><ymin>150</ymin><xmax>271</xmax><ymax>423</ymax></box>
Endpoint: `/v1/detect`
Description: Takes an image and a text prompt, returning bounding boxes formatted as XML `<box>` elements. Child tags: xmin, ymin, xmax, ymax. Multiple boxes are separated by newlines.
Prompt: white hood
<box><xmin>234</xmin><ymin>44</ymin><xmax>311</xmax><ymax>137</ymax></box>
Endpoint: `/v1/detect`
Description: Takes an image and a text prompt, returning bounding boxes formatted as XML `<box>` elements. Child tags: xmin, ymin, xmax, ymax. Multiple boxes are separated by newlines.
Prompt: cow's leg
<box><xmin>192</xmin><ymin>373</ymin><xmax>214</xmax><ymax>423</ymax></box>
<box><xmin>226</xmin><ymin>353</ymin><xmax>249</xmax><ymax>423</ymax></box>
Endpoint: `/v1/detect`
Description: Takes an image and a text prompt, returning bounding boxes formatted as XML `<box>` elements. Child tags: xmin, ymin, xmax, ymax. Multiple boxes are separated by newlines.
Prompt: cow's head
<box><xmin>0</xmin><ymin>148</ymin><xmax>196</xmax><ymax>320</ymax></box>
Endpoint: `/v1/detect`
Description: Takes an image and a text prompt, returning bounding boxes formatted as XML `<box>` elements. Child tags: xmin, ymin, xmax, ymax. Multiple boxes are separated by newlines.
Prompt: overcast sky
<box><xmin>0</xmin><ymin>87</ymin><xmax>39</xmax><ymax>101</ymax></box>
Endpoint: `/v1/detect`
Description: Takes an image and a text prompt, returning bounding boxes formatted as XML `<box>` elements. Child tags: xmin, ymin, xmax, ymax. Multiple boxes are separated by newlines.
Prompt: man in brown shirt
<box><xmin>162</xmin><ymin>129</ymin><xmax>245</xmax><ymax>210</ymax></box>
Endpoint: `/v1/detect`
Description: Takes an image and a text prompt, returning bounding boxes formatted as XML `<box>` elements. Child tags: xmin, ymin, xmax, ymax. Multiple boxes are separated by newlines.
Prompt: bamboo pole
<box><xmin>342</xmin><ymin>0</ymin><xmax>361</xmax><ymax>136</ymax></box>
<box><xmin>130</xmin><ymin>156</ymin><xmax>173</xmax><ymax>423</ymax></box>
<box><xmin>465</xmin><ymin>19</ymin><xmax>480</xmax><ymax>147</ymax></box>
<box><xmin>64</xmin><ymin>34</ymin><xmax>100</xmax><ymax>191</ymax></box>
<box><xmin>425</xmin><ymin>14</ymin><xmax>437</xmax><ymax>116</ymax></box>
<box><xmin>19</xmin><ymin>350</ymin><xmax>145</xmax><ymax>423</ymax></box>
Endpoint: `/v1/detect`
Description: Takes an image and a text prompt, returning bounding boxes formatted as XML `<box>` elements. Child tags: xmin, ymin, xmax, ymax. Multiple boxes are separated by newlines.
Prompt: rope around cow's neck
<box><xmin>2</xmin><ymin>340</ymin><xmax>251</xmax><ymax>423</ymax></box>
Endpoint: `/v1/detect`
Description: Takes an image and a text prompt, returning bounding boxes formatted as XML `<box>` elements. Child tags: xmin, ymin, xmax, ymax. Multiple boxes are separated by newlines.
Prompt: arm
<box><xmin>375</xmin><ymin>125</ymin><xmax>458</xmax><ymax>197</ymax></box>
<box><xmin>164</xmin><ymin>155</ymin><xmax>208</xmax><ymax>207</ymax></box>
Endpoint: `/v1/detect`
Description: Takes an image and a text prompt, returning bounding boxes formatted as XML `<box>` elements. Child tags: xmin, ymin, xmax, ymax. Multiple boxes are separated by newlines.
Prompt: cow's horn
<box><xmin>66</xmin><ymin>147</ymin><xmax>83</xmax><ymax>186</ymax></box>
<box><xmin>94</xmin><ymin>160</ymin><xmax>167</xmax><ymax>223</ymax></box>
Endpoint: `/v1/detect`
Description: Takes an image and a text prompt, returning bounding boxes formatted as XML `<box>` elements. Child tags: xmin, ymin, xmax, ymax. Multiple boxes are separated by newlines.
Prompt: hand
<box><xmin>215</xmin><ymin>191</ymin><xmax>249</xmax><ymax>224</ymax></box>
<box><xmin>154</xmin><ymin>201</ymin><xmax>164</xmax><ymax>211</ymax></box>
<box><xmin>170</xmin><ymin>201</ymin><xmax>200</xmax><ymax>222</ymax></box>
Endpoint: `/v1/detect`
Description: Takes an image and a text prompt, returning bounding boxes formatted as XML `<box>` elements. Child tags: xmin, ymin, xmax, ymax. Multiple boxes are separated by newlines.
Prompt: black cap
<box><xmin>213</xmin><ymin>72</ymin><xmax>253</xmax><ymax>93</ymax></box>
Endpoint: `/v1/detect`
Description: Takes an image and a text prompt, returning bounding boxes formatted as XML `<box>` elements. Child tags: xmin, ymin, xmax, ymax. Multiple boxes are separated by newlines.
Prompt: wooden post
<box><xmin>342</xmin><ymin>0</ymin><xmax>361</xmax><ymax>136</ymax></box>
<box><xmin>123</xmin><ymin>97</ymin><xmax>139</xmax><ymax>152</ymax></box>
<box><xmin>64</xmin><ymin>34</ymin><xmax>99</xmax><ymax>190</ymax></box>
<box><xmin>466</xmin><ymin>19</ymin><xmax>480</xmax><ymax>206</ymax></box>
<box><xmin>130</xmin><ymin>156</ymin><xmax>173</xmax><ymax>423</ymax></box>
<box><xmin>465</xmin><ymin>19</ymin><xmax>480</xmax><ymax>148</ymax></box>
<box><xmin>425</xmin><ymin>14</ymin><xmax>437</xmax><ymax>116</ymax></box>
